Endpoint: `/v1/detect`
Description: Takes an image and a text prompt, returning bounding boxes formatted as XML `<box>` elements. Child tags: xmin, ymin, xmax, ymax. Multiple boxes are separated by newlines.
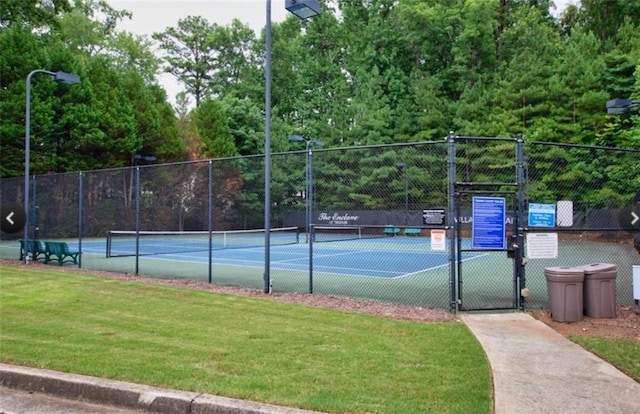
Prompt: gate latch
<box><xmin>507</xmin><ymin>235</ymin><xmax>518</xmax><ymax>258</ymax></box>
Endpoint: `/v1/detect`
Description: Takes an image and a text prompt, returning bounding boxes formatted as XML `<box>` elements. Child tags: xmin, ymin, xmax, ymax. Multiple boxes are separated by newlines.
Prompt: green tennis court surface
<box><xmin>83</xmin><ymin>235</ymin><xmax>484</xmax><ymax>279</ymax></box>
<box><xmin>2</xmin><ymin>235</ymin><xmax>637</xmax><ymax>310</ymax></box>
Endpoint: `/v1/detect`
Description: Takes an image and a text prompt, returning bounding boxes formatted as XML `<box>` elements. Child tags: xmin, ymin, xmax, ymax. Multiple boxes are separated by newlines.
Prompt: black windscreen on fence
<box><xmin>1</xmin><ymin>140</ymin><xmax>638</xmax><ymax>311</ymax></box>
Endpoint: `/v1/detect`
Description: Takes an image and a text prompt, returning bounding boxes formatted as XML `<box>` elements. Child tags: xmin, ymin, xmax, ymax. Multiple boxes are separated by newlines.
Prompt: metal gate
<box><xmin>447</xmin><ymin>134</ymin><xmax>526</xmax><ymax>311</ymax></box>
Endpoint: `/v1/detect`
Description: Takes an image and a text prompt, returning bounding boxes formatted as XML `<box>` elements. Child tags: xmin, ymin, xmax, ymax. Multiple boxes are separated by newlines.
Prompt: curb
<box><xmin>0</xmin><ymin>363</ymin><xmax>325</xmax><ymax>414</ymax></box>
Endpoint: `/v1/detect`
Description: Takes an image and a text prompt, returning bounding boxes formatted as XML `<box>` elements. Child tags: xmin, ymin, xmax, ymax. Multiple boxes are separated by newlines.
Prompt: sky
<box><xmin>108</xmin><ymin>0</ymin><xmax>576</xmax><ymax>107</ymax></box>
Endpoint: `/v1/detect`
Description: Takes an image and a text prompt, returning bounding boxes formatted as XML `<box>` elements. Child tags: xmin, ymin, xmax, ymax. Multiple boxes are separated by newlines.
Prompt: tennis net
<box><xmin>106</xmin><ymin>227</ymin><xmax>299</xmax><ymax>257</ymax></box>
<box><xmin>312</xmin><ymin>225</ymin><xmax>387</xmax><ymax>243</ymax></box>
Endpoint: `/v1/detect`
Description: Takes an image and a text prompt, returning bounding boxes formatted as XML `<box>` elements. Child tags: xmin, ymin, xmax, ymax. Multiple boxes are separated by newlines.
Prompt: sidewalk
<box><xmin>462</xmin><ymin>312</ymin><xmax>640</xmax><ymax>414</ymax></box>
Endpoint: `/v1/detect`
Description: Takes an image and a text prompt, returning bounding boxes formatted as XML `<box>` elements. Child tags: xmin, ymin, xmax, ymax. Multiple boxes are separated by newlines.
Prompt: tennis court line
<box><xmin>127</xmin><ymin>249</ymin><xmax>403</xmax><ymax>278</ymax></box>
<box><xmin>396</xmin><ymin>253</ymin><xmax>489</xmax><ymax>279</ymax></box>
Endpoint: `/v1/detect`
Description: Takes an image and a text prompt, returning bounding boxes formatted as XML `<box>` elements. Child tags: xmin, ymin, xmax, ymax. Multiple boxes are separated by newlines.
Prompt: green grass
<box><xmin>570</xmin><ymin>335</ymin><xmax>640</xmax><ymax>382</ymax></box>
<box><xmin>0</xmin><ymin>265</ymin><xmax>492</xmax><ymax>414</ymax></box>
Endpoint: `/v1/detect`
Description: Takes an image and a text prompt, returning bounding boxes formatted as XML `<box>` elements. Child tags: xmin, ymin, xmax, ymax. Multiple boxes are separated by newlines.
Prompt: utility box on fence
<box><xmin>581</xmin><ymin>263</ymin><xmax>617</xmax><ymax>318</ymax></box>
<box><xmin>545</xmin><ymin>267</ymin><xmax>584</xmax><ymax>322</ymax></box>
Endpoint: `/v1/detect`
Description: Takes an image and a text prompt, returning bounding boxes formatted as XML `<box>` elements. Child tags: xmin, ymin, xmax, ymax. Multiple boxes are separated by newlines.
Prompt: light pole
<box><xmin>24</xmin><ymin>70</ymin><xmax>80</xmax><ymax>262</ymax></box>
<box><xmin>289</xmin><ymin>135</ymin><xmax>324</xmax><ymax>242</ymax></box>
<box><xmin>264</xmin><ymin>0</ymin><xmax>321</xmax><ymax>293</ymax></box>
<box><xmin>396</xmin><ymin>162</ymin><xmax>408</xmax><ymax>224</ymax></box>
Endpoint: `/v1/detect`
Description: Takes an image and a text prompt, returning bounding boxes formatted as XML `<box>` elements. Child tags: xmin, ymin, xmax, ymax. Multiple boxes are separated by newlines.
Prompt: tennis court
<box><xmin>3</xmin><ymin>228</ymin><xmax>636</xmax><ymax>311</ymax></box>
<box><xmin>82</xmin><ymin>230</ymin><xmax>487</xmax><ymax>279</ymax></box>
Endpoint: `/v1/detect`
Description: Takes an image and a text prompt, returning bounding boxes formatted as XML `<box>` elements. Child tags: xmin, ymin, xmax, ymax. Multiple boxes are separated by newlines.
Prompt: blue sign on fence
<box><xmin>528</xmin><ymin>203</ymin><xmax>556</xmax><ymax>227</ymax></box>
<box><xmin>472</xmin><ymin>197</ymin><xmax>506</xmax><ymax>250</ymax></box>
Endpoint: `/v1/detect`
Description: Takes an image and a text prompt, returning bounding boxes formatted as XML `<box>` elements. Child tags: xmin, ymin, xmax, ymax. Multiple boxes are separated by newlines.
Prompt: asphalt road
<box><xmin>0</xmin><ymin>386</ymin><xmax>138</xmax><ymax>414</ymax></box>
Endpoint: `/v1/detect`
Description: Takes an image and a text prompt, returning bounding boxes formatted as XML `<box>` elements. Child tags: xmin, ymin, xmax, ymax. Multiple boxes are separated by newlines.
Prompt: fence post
<box><xmin>309</xmin><ymin>224</ymin><xmax>314</xmax><ymax>294</ymax></box>
<box><xmin>208</xmin><ymin>159</ymin><xmax>213</xmax><ymax>284</ymax></box>
<box><xmin>516</xmin><ymin>134</ymin><xmax>526</xmax><ymax>310</ymax></box>
<box><xmin>78</xmin><ymin>171</ymin><xmax>83</xmax><ymax>268</ymax></box>
<box><xmin>135</xmin><ymin>166</ymin><xmax>140</xmax><ymax>275</ymax></box>
<box><xmin>447</xmin><ymin>132</ymin><xmax>458</xmax><ymax>312</ymax></box>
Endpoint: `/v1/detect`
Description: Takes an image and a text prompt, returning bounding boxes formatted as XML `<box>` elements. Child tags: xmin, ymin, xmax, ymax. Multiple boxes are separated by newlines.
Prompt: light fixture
<box><xmin>606</xmin><ymin>98</ymin><xmax>639</xmax><ymax>114</ymax></box>
<box><xmin>285</xmin><ymin>0</ymin><xmax>321</xmax><ymax>20</ymax></box>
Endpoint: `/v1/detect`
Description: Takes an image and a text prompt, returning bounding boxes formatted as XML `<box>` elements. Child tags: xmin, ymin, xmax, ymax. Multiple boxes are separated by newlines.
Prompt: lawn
<box><xmin>0</xmin><ymin>265</ymin><xmax>492</xmax><ymax>414</ymax></box>
<box><xmin>571</xmin><ymin>336</ymin><xmax>640</xmax><ymax>382</ymax></box>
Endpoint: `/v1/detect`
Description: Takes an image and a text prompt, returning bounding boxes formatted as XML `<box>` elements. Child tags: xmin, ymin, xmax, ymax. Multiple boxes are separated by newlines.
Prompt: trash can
<box><xmin>581</xmin><ymin>263</ymin><xmax>617</xmax><ymax>318</ymax></box>
<box><xmin>545</xmin><ymin>267</ymin><xmax>584</xmax><ymax>322</ymax></box>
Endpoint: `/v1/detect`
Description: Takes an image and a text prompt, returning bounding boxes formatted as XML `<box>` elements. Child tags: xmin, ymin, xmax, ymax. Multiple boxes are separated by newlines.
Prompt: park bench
<box><xmin>404</xmin><ymin>228</ymin><xmax>421</xmax><ymax>236</ymax></box>
<box><xmin>19</xmin><ymin>239</ymin><xmax>46</xmax><ymax>262</ymax></box>
<box><xmin>383</xmin><ymin>226</ymin><xmax>401</xmax><ymax>237</ymax></box>
<box><xmin>44</xmin><ymin>241</ymin><xmax>80</xmax><ymax>266</ymax></box>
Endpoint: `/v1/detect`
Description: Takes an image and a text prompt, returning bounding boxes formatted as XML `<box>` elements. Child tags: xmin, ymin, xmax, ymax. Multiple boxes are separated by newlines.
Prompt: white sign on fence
<box><xmin>526</xmin><ymin>233</ymin><xmax>558</xmax><ymax>259</ymax></box>
<box><xmin>431</xmin><ymin>229</ymin><xmax>446</xmax><ymax>251</ymax></box>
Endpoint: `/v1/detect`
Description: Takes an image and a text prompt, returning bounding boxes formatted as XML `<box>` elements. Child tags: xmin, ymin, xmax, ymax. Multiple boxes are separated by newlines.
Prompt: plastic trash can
<box><xmin>545</xmin><ymin>267</ymin><xmax>584</xmax><ymax>322</ymax></box>
<box><xmin>581</xmin><ymin>263</ymin><xmax>617</xmax><ymax>318</ymax></box>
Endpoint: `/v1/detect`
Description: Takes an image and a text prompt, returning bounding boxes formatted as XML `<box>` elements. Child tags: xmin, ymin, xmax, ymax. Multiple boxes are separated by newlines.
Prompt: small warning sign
<box><xmin>431</xmin><ymin>229</ymin><xmax>446</xmax><ymax>251</ymax></box>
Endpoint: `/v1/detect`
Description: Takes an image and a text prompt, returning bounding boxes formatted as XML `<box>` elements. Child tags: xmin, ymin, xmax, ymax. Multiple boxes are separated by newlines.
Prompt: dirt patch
<box><xmin>530</xmin><ymin>306</ymin><xmax>640</xmax><ymax>341</ymax></box>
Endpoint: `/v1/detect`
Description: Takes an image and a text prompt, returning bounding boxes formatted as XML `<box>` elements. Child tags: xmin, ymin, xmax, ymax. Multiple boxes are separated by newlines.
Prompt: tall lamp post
<box><xmin>24</xmin><ymin>70</ymin><xmax>80</xmax><ymax>262</ymax></box>
<box><xmin>289</xmin><ymin>135</ymin><xmax>324</xmax><ymax>242</ymax></box>
<box><xmin>264</xmin><ymin>0</ymin><xmax>321</xmax><ymax>293</ymax></box>
<box><xmin>396</xmin><ymin>162</ymin><xmax>408</xmax><ymax>224</ymax></box>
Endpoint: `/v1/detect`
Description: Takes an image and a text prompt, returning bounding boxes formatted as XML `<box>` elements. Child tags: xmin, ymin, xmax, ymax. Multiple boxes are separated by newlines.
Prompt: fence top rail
<box><xmin>453</xmin><ymin>135</ymin><xmax>521</xmax><ymax>142</ymax></box>
<box><xmin>308</xmin><ymin>140</ymin><xmax>448</xmax><ymax>155</ymax></box>
<box><xmin>528</xmin><ymin>141</ymin><xmax>640</xmax><ymax>153</ymax></box>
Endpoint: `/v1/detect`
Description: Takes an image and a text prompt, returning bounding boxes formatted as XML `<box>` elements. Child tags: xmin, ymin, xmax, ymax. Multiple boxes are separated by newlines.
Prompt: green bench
<box><xmin>383</xmin><ymin>227</ymin><xmax>401</xmax><ymax>236</ymax></box>
<box><xmin>19</xmin><ymin>239</ymin><xmax>79</xmax><ymax>265</ymax></box>
<box><xmin>19</xmin><ymin>239</ymin><xmax>46</xmax><ymax>262</ymax></box>
<box><xmin>404</xmin><ymin>228</ymin><xmax>421</xmax><ymax>236</ymax></box>
<box><xmin>44</xmin><ymin>241</ymin><xmax>80</xmax><ymax>266</ymax></box>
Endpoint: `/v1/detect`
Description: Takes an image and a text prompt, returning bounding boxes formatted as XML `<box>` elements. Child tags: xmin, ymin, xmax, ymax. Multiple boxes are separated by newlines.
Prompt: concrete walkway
<box><xmin>462</xmin><ymin>312</ymin><xmax>640</xmax><ymax>414</ymax></box>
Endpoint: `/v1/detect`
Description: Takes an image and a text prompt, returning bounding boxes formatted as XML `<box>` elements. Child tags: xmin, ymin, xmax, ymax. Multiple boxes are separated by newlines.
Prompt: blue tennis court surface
<box><xmin>80</xmin><ymin>237</ymin><xmax>487</xmax><ymax>279</ymax></box>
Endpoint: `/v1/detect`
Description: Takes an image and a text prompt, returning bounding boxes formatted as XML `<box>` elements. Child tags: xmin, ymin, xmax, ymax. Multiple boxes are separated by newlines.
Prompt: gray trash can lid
<box><xmin>580</xmin><ymin>263</ymin><xmax>616</xmax><ymax>274</ymax></box>
<box><xmin>580</xmin><ymin>263</ymin><xmax>617</xmax><ymax>279</ymax></box>
<box><xmin>544</xmin><ymin>266</ymin><xmax>584</xmax><ymax>282</ymax></box>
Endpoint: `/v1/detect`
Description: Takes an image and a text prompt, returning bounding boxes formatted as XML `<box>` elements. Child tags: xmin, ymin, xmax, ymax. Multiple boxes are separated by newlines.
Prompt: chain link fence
<box><xmin>1</xmin><ymin>139</ymin><xmax>638</xmax><ymax>311</ymax></box>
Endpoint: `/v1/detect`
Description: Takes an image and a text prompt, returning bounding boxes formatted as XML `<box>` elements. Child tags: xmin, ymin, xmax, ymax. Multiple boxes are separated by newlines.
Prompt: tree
<box><xmin>0</xmin><ymin>0</ymin><xmax>72</xmax><ymax>29</ymax></box>
<box><xmin>56</xmin><ymin>0</ymin><xmax>132</xmax><ymax>56</ymax></box>
<box><xmin>220</xmin><ymin>95</ymin><xmax>263</xmax><ymax>156</ymax></box>
<box><xmin>209</xmin><ymin>19</ymin><xmax>257</xmax><ymax>97</ymax></box>
<box><xmin>153</xmin><ymin>16</ymin><xmax>220</xmax><ymax>107</ymax></box>
<box><xmin>493</xmin><ymin>6</ymin><xmax>566</xmax><ymax>139</ymax></box>
<box><xmin>193</xmin><ymin>98</ymin><xmax>237</xmax><ymax>158</ymax></box>
<box><xmin>574</xmin><ymin>0</ymin><xmax>640</xmax><ymax>45</ymax></box>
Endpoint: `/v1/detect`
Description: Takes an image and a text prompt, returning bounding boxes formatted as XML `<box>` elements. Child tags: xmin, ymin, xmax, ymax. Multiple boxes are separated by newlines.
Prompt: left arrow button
<box><xmin>1</xmin><ymin>203</ymin><xmax>26</xmax><ymax>233</ymax></box>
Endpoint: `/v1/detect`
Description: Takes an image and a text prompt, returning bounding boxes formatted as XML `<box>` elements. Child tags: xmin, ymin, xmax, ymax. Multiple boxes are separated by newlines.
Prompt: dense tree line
<box><xmin>1</xmin><ymin>1</ymin><xmax>639</xmax><ymax>204</ymax></box>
